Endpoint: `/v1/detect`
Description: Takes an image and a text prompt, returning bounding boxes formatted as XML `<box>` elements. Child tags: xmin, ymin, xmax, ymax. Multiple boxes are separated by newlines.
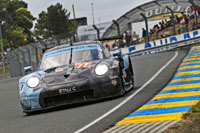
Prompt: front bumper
<box><xmin>22</xmin><ymin>76</ymin><xmax>123</xmax><ymax>113</ymax></box>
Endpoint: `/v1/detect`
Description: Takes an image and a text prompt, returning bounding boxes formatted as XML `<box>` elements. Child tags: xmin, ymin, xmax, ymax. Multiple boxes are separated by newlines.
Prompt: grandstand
<box><xmin>101</xmin><ymin>0</ymin><xmax>200</xmax><ymax>50</ymax></box>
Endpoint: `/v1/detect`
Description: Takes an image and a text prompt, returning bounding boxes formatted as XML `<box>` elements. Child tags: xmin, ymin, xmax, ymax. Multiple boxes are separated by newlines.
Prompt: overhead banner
<box><xmin>148</xmin><ymin>13</ymin><xmax>182</xmax><ymax>21</ymax></box>
<box><xmin>145</xmin><ymin>5</ymin><xmax>190</xmax><ymax>18</ymax></box>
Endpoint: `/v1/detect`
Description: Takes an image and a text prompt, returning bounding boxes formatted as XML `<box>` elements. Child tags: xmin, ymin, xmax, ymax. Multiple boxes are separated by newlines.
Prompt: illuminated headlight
<box><xmin>95</xmin><ymin>64</ymin><xmax>109</xmax><ymax>76</ymax></box>
<box><xmin>27</xmin><ymin>76</ymin><xmax>40</xmax><ymax>88</ymax></box>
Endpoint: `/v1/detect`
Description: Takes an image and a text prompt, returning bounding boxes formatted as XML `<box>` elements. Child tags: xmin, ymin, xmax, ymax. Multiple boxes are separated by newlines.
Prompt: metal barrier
<box><xmin>5</xmin><ymin>37</ymin><xmax>72</xmax><ymax>78</ymax></box>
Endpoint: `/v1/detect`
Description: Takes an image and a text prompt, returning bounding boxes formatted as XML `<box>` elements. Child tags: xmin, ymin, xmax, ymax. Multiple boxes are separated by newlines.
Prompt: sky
<box><xmin>23</xmin><ymin>0</ymin><xmax>153</xmax><ymax>25</ymax></box>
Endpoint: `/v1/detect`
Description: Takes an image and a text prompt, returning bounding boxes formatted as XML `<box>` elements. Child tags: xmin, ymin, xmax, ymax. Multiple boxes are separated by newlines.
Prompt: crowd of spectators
<box><xmin>0</xmin><ymin>53</ymin><xmax>8</xmax><ymax>70</ymax></box>
<box><xmin>104</xmin><ymin>5</ymin><xmax>200</xmax><ymax>51</ymax></box>
<box><xmin>104</xmin><ymin>30</ymin><xmax>140</xmax><ymax>51</ymax></box>
<box><xmin>142</xmin><ymin>5</ymin><xmax>200</xmax><ymax>40</ymax></box>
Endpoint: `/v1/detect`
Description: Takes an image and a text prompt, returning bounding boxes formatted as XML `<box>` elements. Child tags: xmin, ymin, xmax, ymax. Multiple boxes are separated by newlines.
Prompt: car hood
<box><xmin>38</xmin><ymin>60</ymin><xmax>101</xmax><ymax>86</ymax></box>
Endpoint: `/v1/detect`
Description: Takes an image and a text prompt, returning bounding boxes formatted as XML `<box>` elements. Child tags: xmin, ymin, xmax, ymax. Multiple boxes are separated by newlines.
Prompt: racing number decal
<box><xmin>74</xmin><ymin>62</ymin><xmax>92</xmax><ymax>69</ymax></box>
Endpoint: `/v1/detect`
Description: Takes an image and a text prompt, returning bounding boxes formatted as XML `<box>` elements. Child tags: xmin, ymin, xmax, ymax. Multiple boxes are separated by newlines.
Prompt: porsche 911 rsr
<box><xmin>19</xmin><ymin>41</ymin><xmax>134</xmax><ymax>114</ymax></box>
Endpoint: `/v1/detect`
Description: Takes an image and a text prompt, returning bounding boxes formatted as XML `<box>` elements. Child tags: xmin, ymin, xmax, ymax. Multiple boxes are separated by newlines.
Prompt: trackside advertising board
<box><xmin>125</xmin><ymin>29</ymin><xmax>200</xmax><ymax>54</ymax></box>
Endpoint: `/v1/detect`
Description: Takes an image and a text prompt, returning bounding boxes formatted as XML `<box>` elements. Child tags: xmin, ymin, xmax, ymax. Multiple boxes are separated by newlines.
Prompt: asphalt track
<box><xmin>0</xmin><ymin>47</ymin><xmax>189</xmax><ymax>133</ymax></box>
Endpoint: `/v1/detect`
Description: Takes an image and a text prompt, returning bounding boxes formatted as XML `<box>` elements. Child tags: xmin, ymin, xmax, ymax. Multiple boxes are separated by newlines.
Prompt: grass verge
<box><xmin>0</xmin><ymin>65</ymin><xmax>10</xmax><ymax>80</ymax></box>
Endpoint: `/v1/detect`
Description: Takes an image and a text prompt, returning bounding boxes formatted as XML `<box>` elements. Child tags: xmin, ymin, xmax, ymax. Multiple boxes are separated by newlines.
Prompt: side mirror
<box><xmin>24</xmin><ymin>66</ymin><xmax>33</xmax><ymax>75</ymax></box>
<box><xmin>112</xmin><ymin>50</ymin><xmax>122</xmax><ymax>57</ymax></box>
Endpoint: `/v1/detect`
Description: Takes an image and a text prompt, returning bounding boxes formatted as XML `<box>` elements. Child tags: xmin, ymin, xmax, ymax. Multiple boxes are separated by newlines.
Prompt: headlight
<box><xmin>95</xmin><ymin>64</ymin><xmax>109</xmax><ymax>76</ymax></box>
<box><xmin>27</xmin><ymin>76</ymin><xmax>40</xmax><ymax>88</ymax></box>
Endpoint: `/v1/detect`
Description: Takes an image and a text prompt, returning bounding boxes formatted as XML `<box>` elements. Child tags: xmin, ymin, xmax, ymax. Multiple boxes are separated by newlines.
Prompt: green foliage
<box><xmin>0</xmin><ymin>0</ymin><xmax>34</xmax><ymax>47</ymax></box>
<box><xmin>15</xmin><ymin>8</ymin><xmax>34</xmax><ymax>32</ymax></box>
<box><xmin>0</xmin><ymin>39</ymin><xmax>9</xmax><ymax>50</ymax></box>
<box><xmin>34</xmin><ymin>11</ymin><xmax>49</xmax><ymax>40</ymax></box>
<box><xmin>35</xmin><ymin>3</ymin><xmax>76</xmax><ymax>40</ymax></box>
<box><xmin>183</xmin><ymin>102</ymin><xmax>200</xmax><ymax>118</ymax></box>
<box><xmin>5</xmin><ymin>26</ymin><xmax>27</xmax><ymax>47</ymax></box>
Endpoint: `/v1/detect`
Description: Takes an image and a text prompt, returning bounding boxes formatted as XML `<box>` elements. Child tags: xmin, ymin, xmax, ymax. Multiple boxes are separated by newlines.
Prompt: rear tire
<box><xmin>119</xmin><ymin>83</ymin><xmax>125</xmax><ymax>96</ymax></box>
<box><xmin>129</xmin><ymin>57</ymin><xmax>134</xmax><ymax>90</ymax></box>
<box><xmin>119</xmin><ymin>65</ymin><xmax>125</xmax><ymax>96</ymax></box>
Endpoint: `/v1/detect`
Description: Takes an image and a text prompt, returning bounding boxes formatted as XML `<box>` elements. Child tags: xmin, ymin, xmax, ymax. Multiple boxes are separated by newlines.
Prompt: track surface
<box><xmin>0</xmin><ymin>48</ymin><xmax>189</xmax><ymax>133</ymax></box>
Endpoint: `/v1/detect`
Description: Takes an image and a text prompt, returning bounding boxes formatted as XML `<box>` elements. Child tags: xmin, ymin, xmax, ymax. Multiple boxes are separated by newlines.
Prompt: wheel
<box><xmin>129</xmin><ymin>57</ymin><xmax>134</xmax><ymax>89</ymax></box>
<box><xmin>119</xmin><ymin>65</ymin><xmax>125</xmax><ymax>96</ymax></box>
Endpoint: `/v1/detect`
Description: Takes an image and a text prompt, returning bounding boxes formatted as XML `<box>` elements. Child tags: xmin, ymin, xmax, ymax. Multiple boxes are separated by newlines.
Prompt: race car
<box><xmin>18</xmin><ymin>41</ymin><xmax>134</xmax><ymax>114</ymax></box>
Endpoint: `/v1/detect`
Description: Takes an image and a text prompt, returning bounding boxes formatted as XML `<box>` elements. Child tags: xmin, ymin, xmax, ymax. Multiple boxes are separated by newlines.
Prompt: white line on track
<box><xmin>74</xmin><ymin>51</ymin><xmax>179</xmax><ymax>133</ymax></box>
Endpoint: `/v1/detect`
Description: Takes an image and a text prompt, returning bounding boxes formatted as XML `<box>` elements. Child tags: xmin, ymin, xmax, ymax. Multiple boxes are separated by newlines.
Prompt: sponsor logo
<box><xmin>129</xmin><ymin>30</ymin><xmax>200</xmax><ymax>53</ymax></box>
<box><xmin>123</xmin><ymin>72</ymin><xmax>127</xmax><ymax>78</ymax></box>
<box><xmin>112</xmin><ymin>79</ymin><xmax>117</xmax><ymax>86</ymax></box>
<box><xmin>55</xmin><ymin>68</ymin><xmax>64</xmax><ymax>72</ymax></box>
<box><xmin>74</xmin><ymin>61</ymin><xmax>92</xmax><ymax>69</ymax></box>
<box><xmin>22</xmin><ymin>97</ymin><xmax>27</xmax><ymax>102</ymax></box>
<box><xmin>59</xmin><ymin>87</ymin><xmax>76</xmax><ymax>94</ymax></box>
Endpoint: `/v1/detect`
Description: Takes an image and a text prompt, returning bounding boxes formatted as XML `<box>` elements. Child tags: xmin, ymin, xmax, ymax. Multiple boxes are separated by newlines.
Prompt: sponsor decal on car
<box><xmin>59</xmin><ymin>87</ymin><xmax>77</xmax><ymax>94</ymax></box>
<box><xmin>123</xmin><ymin>71</ymin><xmax>127</xmax><ymax>78</ymax></box>
<box><xmin>112</xmin><ymin>79</ymin><xmax>117</xmax><ymax>86</ymax></box>
<box><xmin>55</xmin><ymin>68</ymin><xmax>64</xmax><ymax>72</ymax></box>
<box><xmin>74</xmin><ymin>61</ymin><xmax>92</xmax><ymax>69</ymax></box>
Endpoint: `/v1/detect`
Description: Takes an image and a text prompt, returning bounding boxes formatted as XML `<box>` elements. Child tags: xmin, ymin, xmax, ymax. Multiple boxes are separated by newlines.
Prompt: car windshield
<box><xmin>40</xmin><ymin>47</ymin><xmax>103</xmax><ymax>70</ymax></box>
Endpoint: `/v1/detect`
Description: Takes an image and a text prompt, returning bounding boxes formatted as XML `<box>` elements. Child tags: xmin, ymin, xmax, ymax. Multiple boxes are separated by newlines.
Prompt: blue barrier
<box><xmin>128</xmin><ymin>30</ymin><xmax>200</xmax><ymax>53</ymax></box>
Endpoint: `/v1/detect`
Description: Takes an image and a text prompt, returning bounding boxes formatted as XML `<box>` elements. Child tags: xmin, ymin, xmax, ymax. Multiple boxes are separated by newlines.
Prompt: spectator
<box><xmin>177</xmin><ymin>25</ymin><xmax>181</xmax><ymax>34</ymax></box>
<box><xmin>164</xmin><ymin>19</ymin><xmax>168</xmax><ymax>25</ymax></box>
<box><xmin>163</xmin><ymin>29</ymin><xmax>170</xmax><ymax>37</ymax></box>
<box><xmin>119</xmin><ymin>39</ymin><xmax>125</xmax><ymax>48</ymax></box>
<box><xmin>196</xmin><ymin>5</ymin><xmax>200</xmax><ymax>14</ymax></box>
<box><xmin>149</xmin><ymin>29</ymin><xmax>154</xmax><ymax>35</ymax></box>
<box><xmin>125</xmin><ymin>30</ymin><xmax>132</xmax><ymax>47</ymax></box>
<box><xmin>112</xmin><ymin>41</ymin><xmax>118</xmax><ymax>50</ymax></box>
<box><xmin>159</xmin><ymin>22</ymin><xmax>164</xmax><ymax>30</ymax></box>
<box><xmin>132</xmin><ymin>31</ymin><xmax>139</xmax><ymax>40</ymax></box>
<box><xmin>132</xmin><ymin>31</ymin><xmax>139</xmax><ymax>45</ymax></box>
<box><xmin>175</xmin><ymin>15</ymin><xmax>180</xmax><ymax>24</ymax></box>
<box><xmin>180</xmin><ymin>14</ymin><xmax>189</xmax><ymax>33</ymax></box>
<box><xmin>105</xmin><ymin>43</ymin><xmax>110</xmax><ymax>51</ymax></box>
<box><xmin>190</xmin><ymin>6</ymin><xmax>199</xmax><ymax>20</ymax></box>
<box><xmin>183</xmin><ymin>14</ymin><xmax>189</xmax><ymax>32</ymax></box>
<box><xmin>142</xmin><ymin>28</ymin><xmax>147</xmax><ymax>42</ymax></box>
<box><xmin>181</xmin><ymin>12</ymin><xmax>185</xmax><ymax>18</ymax></box>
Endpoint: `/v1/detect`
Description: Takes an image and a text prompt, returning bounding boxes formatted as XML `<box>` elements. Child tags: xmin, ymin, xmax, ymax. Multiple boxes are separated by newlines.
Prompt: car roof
<box><xmin>45</xmin><ymin>41</ymin><xmax>103</xmax><ymax>53</ymax></box>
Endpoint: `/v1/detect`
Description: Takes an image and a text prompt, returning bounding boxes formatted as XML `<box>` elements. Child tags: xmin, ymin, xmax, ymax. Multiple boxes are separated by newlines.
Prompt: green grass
<box><xmin>192</xmin><ymin>43</ymin><xmax>200</xmax><ymax>47</ymax></box>
<box><xmin>183</xmin><ymin>102</ymin><xmax>200</xmax><ymax>118</ymax></box>
<box><xmin>0</xmin><ymin>65</ymin><xmax>10</xmax><ymax>74</ymax></box>
<box><xmin>0</xmin><ymin>65</ymin><xmax>10</xmax><ymax>79</ymax></box>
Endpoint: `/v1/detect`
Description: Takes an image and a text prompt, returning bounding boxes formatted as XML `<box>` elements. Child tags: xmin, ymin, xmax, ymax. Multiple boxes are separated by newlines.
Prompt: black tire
<box><xmin>129</xmin><ymin>57</ymin><xmax>134</xmax><ymax>89</ymax></box>
<box><xmin>119</xmin><ymin>65</ymin><xmax>125</xmax><ymax>96</ymax></box>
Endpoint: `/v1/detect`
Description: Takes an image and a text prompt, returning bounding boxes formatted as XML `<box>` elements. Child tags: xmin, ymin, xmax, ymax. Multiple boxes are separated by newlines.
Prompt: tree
<box><xmin>15</xmin><ymin>8</ymin><xmax>35</xmax><ymax>42</ymax></box>
<box><xmin>5</xmin><ymin>26</ymin><xmax>28</xmax><ymax>47</ymax></box>
<box><xmin>0</xmin><ymin>0</ymin><xmax>34</xmax><ymax>47</ymax></box>
<box><xmin>34</xmin><ymin>11</ymin><xmax>49</xmax><ymax>40</ymax></box>
<box><xmin>35</xmin><ymin>3</ymin><xmax>76</xmax><ymax>40</ymax></box>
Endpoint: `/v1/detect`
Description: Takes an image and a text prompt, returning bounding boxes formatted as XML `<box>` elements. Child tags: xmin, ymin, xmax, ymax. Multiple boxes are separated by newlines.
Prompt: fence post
<box><xmin>93</xmin><ymin>24</ymin><xmax>100</xmax><ymax>40</ymax></box>
<box><xmin>140</xmin><ymin>13</ymin><xmax>149</xmax><ymax>43</ymax></box>
<box><xmin>113</xmin><ymin>20</ymin><xmax>121</xmax><ymax>36</ymax></box>
<box><xmin>16</xmin><ymin>54</ymin><xmax>23</xmax><ymax>76</ymax></box>
<box><xmin>166</xmin><ymin>6</ymin><xmax>176</xmax><ymax>35</ymax></box>
<box><xmin>189</xmin><ymin>0</ymin><xmax>199</xmax><ymax>29</ymax></box>
<box><xmin>26</xmin><ymin>47</ymin><xmax>32</xmax><ymax>66</ymax></box>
